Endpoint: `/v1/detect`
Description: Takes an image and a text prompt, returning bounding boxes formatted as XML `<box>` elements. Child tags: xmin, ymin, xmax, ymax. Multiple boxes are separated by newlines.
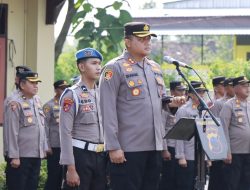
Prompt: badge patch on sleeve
<box><xmin>104</xmin><ymin>69</ymin><xmax>113</xmax><ymax>80</ymax></box>
<box><xmin>63</xmin><ymin>98</ymin><xmax>74</xmax><ymax>112</ymax></box>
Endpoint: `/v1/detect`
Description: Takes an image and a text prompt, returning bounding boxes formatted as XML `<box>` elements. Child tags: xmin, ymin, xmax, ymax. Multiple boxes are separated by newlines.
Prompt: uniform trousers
<box><xmin>223</xmin><ymin>154</ymin><xmax>250</xmax><ymax>190</ymax></box>
<box><xmin>176</xmin><ymin>160</ymin><xmax>195</xmax><ymax>190</ymax></box>
<box><xmin>62</xmin><ymin>147</ymin><xmax>107</xmax><ymax>190</ymax></box>
<box><xmin>208</xmin><ymin>161</ymin><xmax>225</xmax><ymax>190</ymax></box>
<box><xmin>109</xmin><ymin>151</ymin><xmax>162</xmax><ymax>190</ymax></box>
<box><xmin>45</xmin><ymin>147</ymin><xmax>63</xmax><ymax>190</ymax></box>
<box><xmin>158</xmin><ymin>147</ymin><xmax>177</xmax><ymax>190</ymax></box>
<box><xmin>6</xmin><ymin>157</ymin><xmax>41</xmax><ymax>190</ymax></box>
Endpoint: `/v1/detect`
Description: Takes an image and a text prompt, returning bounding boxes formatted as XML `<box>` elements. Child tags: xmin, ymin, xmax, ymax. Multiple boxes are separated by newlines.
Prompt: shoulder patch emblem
<box><xmin>104</xmin><ymin>69</ymin><xmax>113</xmax><ymax>80</ymax></box>
<box><xmin>10</xmin><ymin>102</ymin><xmax>18</xmax><ymax>111</ymax></box>
<box><xmin>63</xmin><ymin>98</ymin><xmax>74</xmax><ymax>112</ymax></box>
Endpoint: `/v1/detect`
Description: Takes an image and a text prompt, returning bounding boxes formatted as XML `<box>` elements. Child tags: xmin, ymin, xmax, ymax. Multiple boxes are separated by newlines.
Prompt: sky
<box><xmin>55</xmin><ymin>0</ymin><xmax>166</xmax><ymax>37</ymax></box>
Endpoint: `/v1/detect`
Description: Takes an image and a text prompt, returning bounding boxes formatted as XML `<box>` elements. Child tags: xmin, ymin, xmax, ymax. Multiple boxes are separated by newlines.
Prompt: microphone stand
<box><xmin>174</xmin><ymin>65</ymin><xmax>220</xmax><ymax>190</ymax></box>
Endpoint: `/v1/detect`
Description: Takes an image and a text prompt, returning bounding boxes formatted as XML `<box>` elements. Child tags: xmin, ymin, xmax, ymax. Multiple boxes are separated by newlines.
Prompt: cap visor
<box><xmin>27</xmin><ymin>78</ymin><xmax>42</xmax><ymax>82</ymax></box>
<box><xmin>134</xmin><ymin>33</ymin><xmax>157</xmax><ymax>38</ymax></box>
<box><xmin>176</xmin><ymin>86</ymin><xmax>187</xmax><ymax>90</ymax></box>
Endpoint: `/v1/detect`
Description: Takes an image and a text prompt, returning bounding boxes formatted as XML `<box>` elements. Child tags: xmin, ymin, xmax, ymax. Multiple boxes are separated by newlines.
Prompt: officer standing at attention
<box><xmin>99</xmin><ymin>22</ymin><xmax>185</xmax><ymax>190</ymax></box>
<box><xmin>175</xmin><ymin>81</ymin><xmax>209</xmax><ymax>190</ymax></box>
<box><xmin>3</xmin><ymin>66</ymin><xmax>32</xmax><ymax>158</ymax></box>
<box><xmin>220</xmin><ymin>76</ymin><xmax>250</xmax><ymax>190</ymax></box>
<box><xmin>159</xmin><ymin>81</ymin><xmax>187</xmax><ymax>190</ymax></box>
<box><xmin>212</xmin><ymin>76</ymin><xmax>226</xmax><ymax>100</ymax></box>
<box><xmin>59</xmin><ymin>48</ymin><xmax>106</xmax><ymax>190</ymax></box>
<box><xmin>208</xmin><ymin>77</ymin><xmax>235</xmax><ymax>190</ymax></box>
<box><xmin>4</xmin><ymin>71</ymin><xmax>48</xmax><ymax>190</ymax></box>
<box><xmin>44</xmin><ymin>80</ymin><xmax>70</xmax><ymax>190</ymax></box>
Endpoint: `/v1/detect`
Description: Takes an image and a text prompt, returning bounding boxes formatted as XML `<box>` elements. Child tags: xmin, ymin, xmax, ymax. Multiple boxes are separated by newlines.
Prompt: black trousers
<box><xmin>208</xmin><ymin>161</ymin><xmax>225</xmax><ymax>190</ymax></box>
<box><xmin>45</xmin><ymin>147</ymin><xmax>63</xmax><ymax>190</ymax></box>
<box><xmin>62</xmin><ymin>147</ymin><xmax>107</xmax><ymax>190</ymax></box>
<box><xmin>176</xmin><ymin>160</ymin><xmax>195</xmax><ymax>190</ymax></box>
<box><xmin>223</xmin><ymin>154</ymin><xmax>250</xmax><ymax>190</ymax></box>
<box><xmin>109</xmin><ymin>151</ymin><xmax>162</xmax><ymax>190</ymax></box>
<box><xmin>159</xmin><ymin>147</ymin><xmax>177</xmax><ymax>190</ymax></box>
<box><xmin>6</xmin><ymin>157</ymin><xmax>41</xmax><ymax>190</ymax></box>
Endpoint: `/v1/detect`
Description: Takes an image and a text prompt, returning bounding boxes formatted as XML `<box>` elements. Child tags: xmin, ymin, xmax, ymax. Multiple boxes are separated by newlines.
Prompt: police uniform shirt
<box><xmin>162</xmin><ymin>110</ymin><xmax>176</xmax><ymax>148</ymax></box>
<box><xmin>59</xmin><ymin>81</ymin><xmax>103</xmax><ymax>165</ymax></box>
<box><xmin>220</xmin><ymin>97</ymin><xmax>250</xmax><ymax>154</ymax></box>
<box><xmin>210</xmin><ymin>96</ymin><xmax>232</xmax><ymax>118</ymax></box>
<box><xmin>5</xmin><ymin>93</ymin><xmax>47</xmax><ymax>158</ymax></box>
<box><xmin>43</xmin><ymin>97</ymin><xmax>61</xmax><ymax>148</ymax></box>
<box><xmin>175</xmin><ymin>99</ymin><xmax>200</xmax><ymax>161</ymax></box>
<box><xmin>3</xmin><ymin>90</ymin><xmax>20</xmax><ymax>156</ymax></box>
<box><xmin>99</xmin><ymin>50</ymin><xmax>168</xmax><ymax>152</ymax></box>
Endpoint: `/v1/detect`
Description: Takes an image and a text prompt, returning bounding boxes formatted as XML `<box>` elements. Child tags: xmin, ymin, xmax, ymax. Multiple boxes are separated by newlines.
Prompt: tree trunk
<box><xmin>55</xmin><ymin>0</ymin><xmax>77</xmax><ymax>64</ymax></box>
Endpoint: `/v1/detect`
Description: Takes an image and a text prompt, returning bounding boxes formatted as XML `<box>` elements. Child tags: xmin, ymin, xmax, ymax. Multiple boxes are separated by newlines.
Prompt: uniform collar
<box><xmin>77</xmin><ymin>80</ymin><xmax>96</xmax><ymax>92</ymax></box>
<box><xmin>123</xmin><ymin>50</ymin><xmax>146</xmax><ymax>68</ymax></box>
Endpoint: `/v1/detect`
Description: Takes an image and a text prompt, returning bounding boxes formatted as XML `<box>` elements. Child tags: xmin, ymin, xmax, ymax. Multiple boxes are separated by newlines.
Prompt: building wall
<box><xmin>0</xmin><ymin>0</ymin><xmax>55</xmax><ymax>161</ymax></box>
<box><xmin>234</xmin><ymin>35</ymin><xmax>250</xmax><ymax>61</ymax></box>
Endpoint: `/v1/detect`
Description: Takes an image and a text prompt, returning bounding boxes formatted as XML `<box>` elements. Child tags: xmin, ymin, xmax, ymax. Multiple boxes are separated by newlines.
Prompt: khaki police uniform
<box><xmin>220</xmin><ymin>97</ymin><xmax>250</xmax><ymax>190</ymax></box>
<box><xmin>43</xmin><ymin>97</ymin><xmax>63</xmax><ymax>190</ymax></box>
<box><xmin>60</xmin><ymin>80</ymin><xmax>106</xmax><ymax>190</ymax></box>
<box><xmin>99</xmin><ymin>50</ymin><xmax>168</xmax><ymax>190</ymax></box>
<box><xmin>4</xmin><ymin>91</ymin><xmax>47</xmax><ymax>190</ymax></box>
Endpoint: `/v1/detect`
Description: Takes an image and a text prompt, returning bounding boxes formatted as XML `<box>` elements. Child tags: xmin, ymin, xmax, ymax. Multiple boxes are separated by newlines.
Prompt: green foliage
<box><xmin>0</xmin><ymin>160</ymin><xmax>48</xmax><ymax>190</ymax></box>
<box><xmin>72</xmin><ymin>0</ymin><xmax>132</xmax><ymax>64</ymax></box>
<box><xmin>55</xmin><ymin>47</ymin><xmax>79</xmax><ymax>82</ymax></box>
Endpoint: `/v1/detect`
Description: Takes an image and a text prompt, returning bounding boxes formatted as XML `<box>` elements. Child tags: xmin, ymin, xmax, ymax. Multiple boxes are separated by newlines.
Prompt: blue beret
<box><xmin>75</xmin><ymin>48</ymin><xmax>103</xmax><ymax>62</ymax></box>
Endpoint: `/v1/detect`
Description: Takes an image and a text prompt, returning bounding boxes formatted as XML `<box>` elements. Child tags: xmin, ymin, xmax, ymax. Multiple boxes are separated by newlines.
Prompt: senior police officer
<box><xmin>99</xmin><ymin>22</ymin><xmax>185</xmax><ymax>190</ymax></box>
<box><xmin>3</xmin><ymin>66</ymin><xmax>33</xmax><ymax>158</ymax></box>
<box><xmin>212</xmin><ymin>76</ymin><xmax>226</xmax><ymax>100</ymax></box>
<box><xmin>159</xmin><ymin>81</ymin><xmax>187</xmax><ymax>190</ymax></box>
<box><xmin>220</xmin><ymin>76</ymin><xmax>250</xmax><ymax>190</ymax></box>
<box><xmin>175</xmin><ymin>81</ymin><xmax>209</xmax><ymax>190</ymax></box>
<box><xmin>59</xmin><ymin>48</ymin><xmax>106</xmax><ymax>190</ymax></box>
<box><xmin>4</xmin><ymin>71</ymin><xmax>48</xmax><ymax>190</ymax></box>
<box><xmin>208</xmin><ymin>77</ymin><xmax>235</xmax><ymax>190</ymax></box>
<box><xmin>44</xmin><ymin>80</ymin><xmax>70</xmax><ymax>190</ymax></box>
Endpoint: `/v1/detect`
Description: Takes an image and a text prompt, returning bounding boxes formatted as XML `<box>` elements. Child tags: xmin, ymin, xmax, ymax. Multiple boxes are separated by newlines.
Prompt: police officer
<box><xmin>4</xmin><ymin>71</ymin><xmax>48</xmax><ymax>190</ymax></box>
<box><xmin>212</xmin><ymin>76</ymin><xmax>226</xmax><ymax>100</ymax></box>
<box><xmin>99</xmin><ymin>22</ymin><xmax>185</xmax><ymax>190</ymax></box>
<box><xmin>159</xmin><ymin>81</ymin><xmax>187</xmax><ymax>190</ymax></box>
<box><xmin>208</xmin><ymin>78</ymin><xmax>235</xmax><ymax>190</ymax></box>
<box><xmin>220</xmin><ymin>76</ymin><xmax>250</xmax><ymax>190</ymax></box>
<box><xmin>59</xmin><ymin>48</ymin><xmax>106</xmax><ymax>190</ymax></box>
<box><xmin>3</xmin><ymin>66</ymin><xmax>32</xmax><ymax>158</ymax></box>
<box><xmin>175</xmin><ymin>81</ymin><xmax>208</xmax><ymax>190</ymax></box>
<box><xmin>44</xmin><ymin>80</ymin><xmax>70</xmax><ymax>190</ymax></box>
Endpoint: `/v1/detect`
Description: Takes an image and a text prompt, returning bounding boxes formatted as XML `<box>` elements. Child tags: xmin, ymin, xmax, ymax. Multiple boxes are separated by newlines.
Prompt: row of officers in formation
<box><xmin>2</xmin><ymin>21</ymin><xmax>250</xmax><ymax>190</ymax></box>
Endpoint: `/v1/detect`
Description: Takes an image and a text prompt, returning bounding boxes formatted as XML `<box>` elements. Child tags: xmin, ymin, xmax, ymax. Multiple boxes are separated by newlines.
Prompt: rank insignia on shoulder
<box><xmin>63</xmin><ymin>98</ymin><xmax>74</xmax><ymax>112</ymax></box>
<box><xmin>104</xmin><ymin>69</ymin><xmax>113</xmax><ymax>81</ymax></box>
<box><xmin>43</xmin><ymin>105</ymin><xmax>51</xmax><ymax>113</ymax></box>
<box><xmin>131</xmin><ymin>88</ymin><xmax>140</xmax><ymax>96</ymax></box>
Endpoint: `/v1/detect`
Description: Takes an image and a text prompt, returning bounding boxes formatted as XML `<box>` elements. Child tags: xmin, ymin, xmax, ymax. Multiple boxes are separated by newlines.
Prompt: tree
<box><xmin>54</xmin><ymin>0</ymin><xmax>132</xmax><ymax>64</ymax></box>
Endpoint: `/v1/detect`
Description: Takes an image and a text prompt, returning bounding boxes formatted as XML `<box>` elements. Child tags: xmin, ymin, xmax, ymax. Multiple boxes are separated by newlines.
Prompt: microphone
<box><xmin>164</xmin><ymin>56</ymin><xmax>192</xmax><ymax>69</ymax></box>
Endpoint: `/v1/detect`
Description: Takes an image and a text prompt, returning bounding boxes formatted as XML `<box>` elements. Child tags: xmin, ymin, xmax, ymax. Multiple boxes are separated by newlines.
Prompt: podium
<box><xmin>165</xmin><ymin>117</ymin><xmax>228</xmax><ymax>190</ymax></box>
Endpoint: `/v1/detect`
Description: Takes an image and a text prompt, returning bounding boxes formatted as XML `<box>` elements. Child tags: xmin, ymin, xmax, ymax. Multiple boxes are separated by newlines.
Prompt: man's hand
<box><xmin>10</xmin><ymin>158</ymin><xmax>20</xmax><ymax>168</ymax></box>
<box><xmin>224</xmin><ymin>153</ymin><xmax>232</xmax><ymax>164</ymax></box>
<box><xmin>109</xmin><ymin>149</ymin><xmax>127</xmax><ymax>164</ymax></box>
<box><xmin>178</xmin><ymin>158</ymin><xmax>187</xmax><ymax>167</ymax></box>
<box><xmin>168</xmin><ymin>96</ymin><xmax>186</xmax><ymax>107</ymax></box>
<box><xmin>66</xmin><ymin>165</ymin><xmax>80</xmax><ymax>187</ymax></box>
<box><xmin>162</xmin><ymin>150</ymin><xmax>171</xmax><ymax>161</ymax></box>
